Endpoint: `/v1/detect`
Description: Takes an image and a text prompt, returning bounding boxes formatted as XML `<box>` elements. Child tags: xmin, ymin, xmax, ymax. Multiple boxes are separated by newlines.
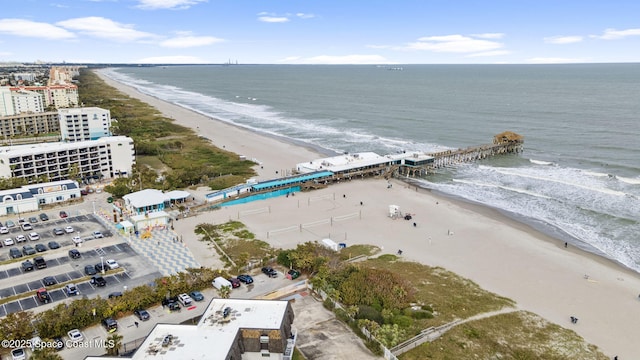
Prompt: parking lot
<box><xmin>0</xmin><ymin>212</ymin><xmax>163</xmax><ymax>317</ymax></box>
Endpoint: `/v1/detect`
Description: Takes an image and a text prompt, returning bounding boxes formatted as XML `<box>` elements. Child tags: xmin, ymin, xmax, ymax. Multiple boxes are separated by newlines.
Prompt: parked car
<box><xmin>22</xmin><ymin>260</ymin><xmax>34</xmax><ymax>271</ymax></box>
<box><xmin>42</xmin><ymin>276</ymin><xmax>57</xmax><ymax>286</ymax></box>
<box><xmin>134</xmin><ymin>308</ymin><xmax>150</xmax><ymax>321</ymax></box>
<box><xmin>22</xmin><ymin>245</ymin><xmax>36</xmax><ymax>256</ymax></box>
<box><xmin>59</xmin><ymin>211</ymin><xmax>68</xmax><ymax>218</ymax></box>
<box><xmin>15</xmin><ymin>235</ymin><xmax>26</xmax><ymax>243</ymax></box>
<box><xmin>108</xmin><ymin>291</ymin><xmax>123</xmax><ymax>299</ymax></box>
<box><xmin>64</xmin><ymin>283</ymin><xmax>79</xmax><ymax>296</ymax></box>
<box><xmin>178</xmin><ymin>293</ymin><xmax>193</xmax><ymax>307</ymax></box>
<box><xmin>90</xmin><ymin>275</ymin><xmax>107</xmax><ymax>287</ymax></box>
<box><xmin>52</xmin><ymin>337</ymin><xmax>64</xmax><ymax>351</ymax></box>
<box><xmin>29</xmin><ymin>217</ymin><xmax>38</xmax><ymax>224</ymax></box>
<box><xmin>189</xmin><ymin>291</ymin><xmax>204</xmax><ymax>302</ymax></box>
<box><xmin>28</xmin><ymin>232</ymin><xmax>40</xmax><ymax>241</ymax></box>
<box><xmin>34</xmin><ymin>256</ymin><xmax>47</xmax><ymax>269</ymax></box>
<box><xmin>67</xmin><ymin>329</ymin><xmax>84</xmax><ymax>343</ymax></box>
<box><xmin>20</xmin><ymin>223</ymin><xmax>33</xmax><ymax>231</ymax></box>
<box><xmin>162</xmin><ymin>297</ymin><xmax>181</xmax><ymax>311</ymax></box>
<box><xmin>36</xmin><ymin>288</ymin><xmax>51</xmax><ymax>303</ymax></box>
<box><xmin>102</xmin><ymin>317</ymin><xmax>118</xmax><ymax>333</ymax></box>
<box><xmin>52</xmin><ymin>228</ymin><xmax>64</xmax><ymax>236</ymax></box>
<box><xmin>48</xmin><ymin>241</ymin><xmax>61</xmax><ymax>249</ymax></box>
<box><xmin>0</xmin><ymin>226</ymin><xmax>8</xmax><ymax>234</ymax></box>
<box><xmin>287</xmin><ymin>269</ymin><xmax>301</xmax><ymax>280</ymax></box>
<box><xmin>84</xmin><ymin>265</ymin><xmax>97</xmax><ymax>275</ymax></box>
<box><xmin>9</xmin><ymin>247</ymin><xmax>22</xmax><ymax>258</ymax></box>
<box><xmin>5</xmin><ymin>220</ymin><xmax>15</xmax><ymax>228</ymax></box>
<box><xmin>261</xmin><ymin>266</ymin><xmax>278</xmax><ymax>278</ymax></box>
<box><xmin>92</xmin><ymin>231</ymin><xmax>104</xmax><ymax>238</ymax></box>
<box><xmin>64</xmin><ymin>226</ymin><xmax>74</xmax><ymax>233</ymax></box>
<box><xmin>228</xmin><ymin>278</ymin><xmax>241</xmax><ymax>288</ymax></box>
<box><xmin>39</xmin><ymin>213</ymin><xmax>49</xmax><ymax>221</ymax></box>
<box><xmin>4</xmin><ymin>237</ymin><xmax>14</xmax><ymax>246</ymax></box>
<box><xmin>10</xmin><ymin>348</ymin><xmax>26</xmax><ymax>360</ymax></box>
<box><xmin>95</xmin><ymin>263</ymin><xmax>108</xmax><ymax>272</ymax></box>
<box><xmin>105</xmin><ymin>259</ymin><xmax>119</xmax><ymax>269</ymax></box>
<box><xmin>17</xmin><ymin>218</ymin><xmax>26</xmax><ymax>225</ymax></box>
<box><xmin>35</xmin><ymin>244</ymin><xmax>47</xmax><ymax>253</ymax></box>
<box><xmin>237</xmin><ymin>274</ymin><xmax>254</xmax><ymax>284</ymax></box>
<box><xmin>72</xmin><ymin>236</ymin><xmax>83</xmax><ymax>245</ymax></box>
<box><xmin>69</xmin><ymin>249</ymin><xmax>81</xmax><ymax>259</ymax></box>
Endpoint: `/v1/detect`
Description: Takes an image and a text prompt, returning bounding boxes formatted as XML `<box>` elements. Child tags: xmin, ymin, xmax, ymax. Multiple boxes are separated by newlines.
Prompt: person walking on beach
<box><xmin>134</xmin><ymin>321</ymin><xmax>139</xmax><ymax>328</ymax></box>
<box><xmin>564</xmin><ymin>242</ymin><xmax>568</xmax><ymax>248</ymax></box>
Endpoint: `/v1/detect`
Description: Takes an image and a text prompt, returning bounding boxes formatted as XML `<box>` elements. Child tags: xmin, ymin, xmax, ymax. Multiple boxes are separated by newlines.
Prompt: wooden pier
<box><xmin>397</xmin><ymin>131</ymin><xmax>524</xmax><ymax>177</ymax></box>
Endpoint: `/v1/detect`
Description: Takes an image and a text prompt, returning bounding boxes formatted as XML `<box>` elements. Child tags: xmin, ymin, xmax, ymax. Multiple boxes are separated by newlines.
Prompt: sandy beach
<box><xmin>96</xmin><ymin>69</ymin><xmax>640</xmax><ymax>359</ymax></box>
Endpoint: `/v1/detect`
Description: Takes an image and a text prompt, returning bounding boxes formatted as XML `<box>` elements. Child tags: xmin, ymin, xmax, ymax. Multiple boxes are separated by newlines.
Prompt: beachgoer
<box><xmin>397</xmin><ymin>249</ymin><xmax>403</xmax><ymax>255</ymax></box>
<box><xmin>413</xmin><ymin>222</ymin><xmax>417</xmax><ymax>227</ymax></box>
<box><xmin>134</xmin><ymin>321</ymin><xmax>139</xmax><ymax>328</ymax></box>
<box><xmin>360</xmin><ymin>201</ymin><xmax>363</xmax><ymax>206</ymax></box>
<box><xmin>343</xmin><ymin>194</ymin><xmax>346</xmax><ymax>198</ymax></box>
<box><xmin>564</xmin><ymin>242</ymin><xmax>568</xmax><ymax>248</ymax></box>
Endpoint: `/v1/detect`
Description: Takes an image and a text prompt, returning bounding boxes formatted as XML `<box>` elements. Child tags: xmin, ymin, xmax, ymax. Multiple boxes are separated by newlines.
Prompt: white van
<box><xmin>178</xmin><ymin>293</ymin><xmax>192</xmax><ymax>306</ymax></box>
<box><xmin>212</xmin><ymin>276</ymin><xmax>232</xmax><ymax>290</ymax></box>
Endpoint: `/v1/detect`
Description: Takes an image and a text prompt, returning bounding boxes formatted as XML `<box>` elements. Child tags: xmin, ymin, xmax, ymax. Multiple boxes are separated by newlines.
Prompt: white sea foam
<box><xmin>618</xmin><ymin>176</ymin><xmax>640</xmax><ymax>185</ymax></box>
<box><xmin>529</xmin><ymin>159</ymin><xmax>555</xmax><ymax>166</ymax></box>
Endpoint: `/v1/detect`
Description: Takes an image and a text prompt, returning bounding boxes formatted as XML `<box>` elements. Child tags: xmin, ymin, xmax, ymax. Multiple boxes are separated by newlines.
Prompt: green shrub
<box><xmin>323</xmin><ymin>297</ymin><xmax>335</xmax><ymax>310</ymax></box>
<box><xmin>356</xmin><ymin>305</ymin><xmax>384</xmax><ymax>324</ymax></box>
<box><xmin>391</xmin><ymin>315</ymin><xmax>413</xmax><ymax>328</ymax></box>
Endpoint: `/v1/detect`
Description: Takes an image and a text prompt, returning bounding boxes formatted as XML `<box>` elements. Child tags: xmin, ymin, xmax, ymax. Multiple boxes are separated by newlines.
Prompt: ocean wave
<box><xmin>529</xmin><ymin>159</ymin><xmax>555</xmax><ymax>166</ymax></box>
<box><xmin>618</xmin><ymin>176</ymin><xmax>640</xmax><ymax>185</ymax></box>
<box><xmin>452</xmin><ymin>179</ymin><xmax>552</xmax><ymax>199</ymax></box>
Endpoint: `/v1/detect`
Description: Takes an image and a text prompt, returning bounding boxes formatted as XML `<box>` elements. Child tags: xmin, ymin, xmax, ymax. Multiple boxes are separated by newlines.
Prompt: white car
<box><xmin>28</xmin><ymin>232</ymin><xmax>40</xmax><ymax>241</ymax></box>
<box><xmin>72</xmin><ymin>236</ymin><xmax>83</xmax><ymax>245</ymax></box>
<box><xmin>177</xmin><ymin>293</ymin><xmax>193</xmax><ymax>307</ymax></box>
<box><xmin>0</xmin><ymin>226</ymin><xmax>8</xmax><ymax>234</ymax></box>
<box><xmin>3</xmin><ymin>238</ymin><xmax>14</xmax><ymax>246</ymax></box>
<box><xmin>67</xmin><ymin>329</ymin><xmax>84</xmax><ymax>343</ymax></box>
<box><xmin>20</xmin><ymin>223</ymin><xmax>33</xmax><ymax>231</ymax></box>
<box><xmin>64</xmin><ymin>226</ymin><xmax>74</xmax><ymax>233</ymax></box>
<box><xmin>105</xmin><ymin>259</ymin><xmax>119</xmax><ymax>269</ymax></box>
<box><xmin>15</xmin><ymin>235</ymin><xmax>26</xmax><ymax>243</ymax></box>
<box><xmin>92</xmin><ymin>231</ymin><xmax>104</xmax><ymax>238</ymax></box>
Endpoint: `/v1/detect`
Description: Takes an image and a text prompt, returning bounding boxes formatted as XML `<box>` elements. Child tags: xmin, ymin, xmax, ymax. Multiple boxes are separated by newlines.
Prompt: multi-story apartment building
<box><xmin>11</xmin><ymin>89</ymin><xmax>45</xmax><ymax>114</ymax></box>
<box><xmin>59</xmin><ymin>107</ymin><xmax>112</xmax><ymax>141</ymax></box>
<box><xmin>0</xmin><ymin>111</ymin><xmax>60</xmax><ymax>138</ymax></box>
<box><xmin>0</xmin><ymin>136</ymin><xmax>135</xmax><ymax>183</ymax></box>
<box><xmin>0</xmin><ymin>87</ymin><xmax>14</xmax><ymax>117</ymax></box>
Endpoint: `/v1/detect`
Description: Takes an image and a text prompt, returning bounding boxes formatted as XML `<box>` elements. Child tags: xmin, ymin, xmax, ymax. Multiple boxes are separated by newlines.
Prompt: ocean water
<box><xmin>100</xmin><ymin>64</ymin><xmax>640</xmax><ymax>272</ymax></box>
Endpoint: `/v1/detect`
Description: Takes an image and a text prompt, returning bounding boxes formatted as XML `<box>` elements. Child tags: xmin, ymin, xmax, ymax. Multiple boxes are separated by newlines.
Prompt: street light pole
<box><xmin>100</xmin><ymin>256</ymin><xmax>105</xmax><ymax>275</ymax></box>
<box><xmin>92</xmin><ymin>201</ymin><xmax>96</xmax><ymax>214</ymax></box>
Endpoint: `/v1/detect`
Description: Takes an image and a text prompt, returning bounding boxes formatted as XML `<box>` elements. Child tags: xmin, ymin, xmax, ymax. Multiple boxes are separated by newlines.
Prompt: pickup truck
<box><xmin>36</xmin><ymin>288</ymin><xmax>51</xmax><ymax>303</ymax></box>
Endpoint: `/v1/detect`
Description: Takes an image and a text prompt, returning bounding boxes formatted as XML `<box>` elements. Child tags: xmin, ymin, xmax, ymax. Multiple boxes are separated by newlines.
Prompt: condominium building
<box><xmin>0</xmin><ymin>136</ymin><xmax>135</xmax><ymax>183</ymax></box>
<box><xmin>0</xmin><ymin>111</ymin><xmax>60</xmax><ymax>138</ymax></box>
<box><xmin>11</xmin><ymin>88</ymin><xmax>45</xmax><ymax>114</ymax></box>
<box><xmin>59</xmin><ymin>107</ymin><xmax>112</xmax><ymax>141</ymax></box>
<box><xmin>0</xmin><ymin>87</ymin><xmax>15</xmax><ymax>117</ymax></box>
<box><xmin>6</xmin><ymin>84</ymin><xmax>78</xmax><ymax>110</ymax></box>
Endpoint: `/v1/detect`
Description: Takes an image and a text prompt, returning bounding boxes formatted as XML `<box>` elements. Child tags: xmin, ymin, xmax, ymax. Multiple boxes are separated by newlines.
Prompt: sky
<box><xmin>1</xmin><ymin>0</ymin><xmax>640</xmax><ymax>65</ymax></box>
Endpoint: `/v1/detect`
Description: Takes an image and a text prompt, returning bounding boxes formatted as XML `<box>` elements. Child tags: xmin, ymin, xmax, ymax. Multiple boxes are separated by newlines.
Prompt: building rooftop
<box><xmin>296</xmin><ymin>152</ymin><xmax>392</xmax><ymax>173</ymax></box>
<box><xmin>123</xmin><ymin>189</ymin><xmax>191</xmax><ymax>209</ymax></box>
<box><xmin>0</xmin><ymin>136</ymin><xmax>132</xmax><ymax>157</ymax></box>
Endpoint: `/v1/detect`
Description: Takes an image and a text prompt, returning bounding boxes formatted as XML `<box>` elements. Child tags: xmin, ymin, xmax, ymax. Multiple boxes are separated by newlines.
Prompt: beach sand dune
<box><xmin>96</xmin><ymin>70</ymin><xmax>640</xmax><ymax>358</ymax></box>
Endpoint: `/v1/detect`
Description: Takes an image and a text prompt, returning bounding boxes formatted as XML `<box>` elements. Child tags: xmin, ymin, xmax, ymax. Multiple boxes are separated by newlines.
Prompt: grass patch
<box><xmin>399</xmin><ymin>311</ymin><xmax>608</xmax><ymax>360</ymax></box>
<box><xmin>338</xmin><ymin>244</ymin><xmax>381</xmax><ymax>261</ymax></box>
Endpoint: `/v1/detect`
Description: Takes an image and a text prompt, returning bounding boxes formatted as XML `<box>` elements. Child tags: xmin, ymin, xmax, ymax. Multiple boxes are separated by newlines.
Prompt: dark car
<box><xmin>237</xmin><ymin>274</ymin><xmax>254</xmax><ymax>284</ymax></box>
<box><xmin>52</xmin><ymin>228</ymin><xmax>64</xmax><ymax>236</ymax></box>
<box><xmin>228</xmin><ymin>278</ymin><xmax>241</xmax><ymax>288</ymax></box>
<box><xmin>261</xmin><ymin>266</ymin><xmax>278</xmax><ymax>278</ymax></box>
<box><xmin>59</xmin><ymin>211</ymin><xmax>68</xmax><ymax>219</ymax></box>
<box><xmin>22</xmin><ymin>260</ymin><xmax>34</xmax><ymax>271</ymax></box>
<box><xmin>52</xmin><ymin>337</ymin><xmax>64</xmax><ymax>351</ymax></box>
<box><xmin>134</xmin><ymin>309</ymin><xmax>151</xmax><ymax>321</ymax></box>
<box><xmin>108</xmin><ymin>291</ymin><xmax>123</xmax><ymax>299</ymax></box>
<box><xmin>39</xmin><ymin>213</ymin><xmax>49</xmax><ymax>221</ymax></box>
<box><xmin>95</xmin><ymin>263</ymin><xmax>109</xmax><ymax>272</ymax></box>
<box><xmin>69</xmin><ymin>249</ymin><xmax>81</xmax><ymax>259</ymax></box>
<box><xmin>43</xmin><ymin>276</ymin><xmax>57</xmax><ymax>286</ymax></box>
<box><xmin>48</xmin><ymin>241</ymin><xmax>61</xmax><ymax>250</ymax></box>
<box><xmin>9</xmin><ymin>247</ymin><xmax>22</xmax><ymax>259</ymax></box>
<box><xmin>34</xmin><ymin>256</ymin><xmax>47</xmax><ymax>269</ymax></box>
<box><xmin>90</xmin><ymin>275</ymin><xmax>106</xmax><ymax>287</ymax></box>
<box><xmin>189</xmin><ymin>291</ymin><xmax>204</xmax><ymax>302</ymax></box>
<box><xmin>162</xmin><ymin>297</ymin><xmax>181</xmax><ymax>311</ymax></box>
<box><xmin>102</xmin><ymin>317</ymin><xmax>118</xmax><ymax>332</ymax></box>
<box><xmin>35</xmin><ymin>243</ymin><xmax>48</xmax><ymax>252</ymax></box>
<box><xmin>84</xmin><ymin>265</ymin><xmax>97</xmax><ymax>275</ymax></box>
<box><xmin>22</xmin><ymin>245</ymin><xmax>36</xmax><ymax>256</ymax></box>
<box><xmin>287</xmin><ymin>269</ymin><xmax>301</xmax><ymax>280</ymax></box>
<box><xmin>28</xmin><ymin>216</ymin><xmax>38</xmax><ymax>224</ymax></box>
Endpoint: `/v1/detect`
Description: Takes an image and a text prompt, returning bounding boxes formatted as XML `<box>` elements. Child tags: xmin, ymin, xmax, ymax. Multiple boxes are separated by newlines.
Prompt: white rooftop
<box><xmin>91</xmin><ymin>299</ymin><xmax>291</xmax><ymax>360</ymax></box>
<box><xmin>0</xmin><ymin>136</ymin><xmax>132</xmax><ymax>157</ymax></box>
<box><xmin>296</xmin><ymin>152</ymin><xmax>392</xmax><ymax>173</ymax></box>
<box><xmin>123</xmin><ymin>189</ymin><xmax>191</xmax><ymax>209</ymax></box>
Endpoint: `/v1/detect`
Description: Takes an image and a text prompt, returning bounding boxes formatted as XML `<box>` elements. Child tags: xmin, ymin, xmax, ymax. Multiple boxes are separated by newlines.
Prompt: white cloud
<box><xmin>258</xmin><ymin>16</ymin><xmax>290</xmax><ymax>23</ymax></box>
<box><xmin>466</xmin><ymin>50</ymin><xmax>511</xmax><ymax>57</ymax></box>
<box><xmin>0</xmin><ymin>19</ymin><xmax>75</xmax><ymax>39</ymax></box>
<box><xmin>136</xmin><ymin>0</ymin><xmax>207</xmax><ymax>10</ymax></box>
<box><xmin>594</xmin><ymin>28</ymin><xmax>640</xmax><ymax>40</ymax></box>
<box><xmin>527</xmin><ymin>57</ymin><xmax>586</xmax><ymax>64</ymax></box>
<box><xmin>56</xmin><ymin>17</ymin><xmax>157</xmax><ymax>42</ymax></box>
<box><xmin>471</xmin><ymin>33</ymin><xmax>505</xmax><ymax>39</ymax></box>
<box><xmin>296</xmin><ymin>13</ymin><xmax>315</xmax><ymax>19</ymax></box>
<box><xmin>403</xmin><ymin>34</ymin><xmax>503</xmax><ymax>53</ymax></box>
<box><xmin>278</xmin><ymin>54</ymin><xmax>391</xmax><ymax>65</ymax></box>
<box><xmin>134</xmin><ymin>55</ymin><xmax>209</xmax><ymax>63</ymax></box>
<box><xmin>544</xmin><ymin>35</ymin><xmax>583</xmax><ymax>44</ymax></box>
<box><xmin>160</xmin><ymin>32</ymin><xmax>224</xmax><ymax>48</ymax></box>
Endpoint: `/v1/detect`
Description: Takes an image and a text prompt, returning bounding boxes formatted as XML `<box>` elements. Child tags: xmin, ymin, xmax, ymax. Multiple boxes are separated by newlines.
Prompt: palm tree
<box><xmin>218</xmin><ymin>285</ymin><xmax>231</xmax><ymax>299</ymax></box>
<box><xmin>106</xmin><ymin>333</ymin><xmax>123</xmax><ymax>356</ymax></box>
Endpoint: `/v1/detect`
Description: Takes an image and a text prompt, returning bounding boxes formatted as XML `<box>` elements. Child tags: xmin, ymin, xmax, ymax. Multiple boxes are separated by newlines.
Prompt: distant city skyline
<box><xmin>1</xmin><ymin>0</ymin><xmax>640</xmax><ymax>65</ymax></box>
